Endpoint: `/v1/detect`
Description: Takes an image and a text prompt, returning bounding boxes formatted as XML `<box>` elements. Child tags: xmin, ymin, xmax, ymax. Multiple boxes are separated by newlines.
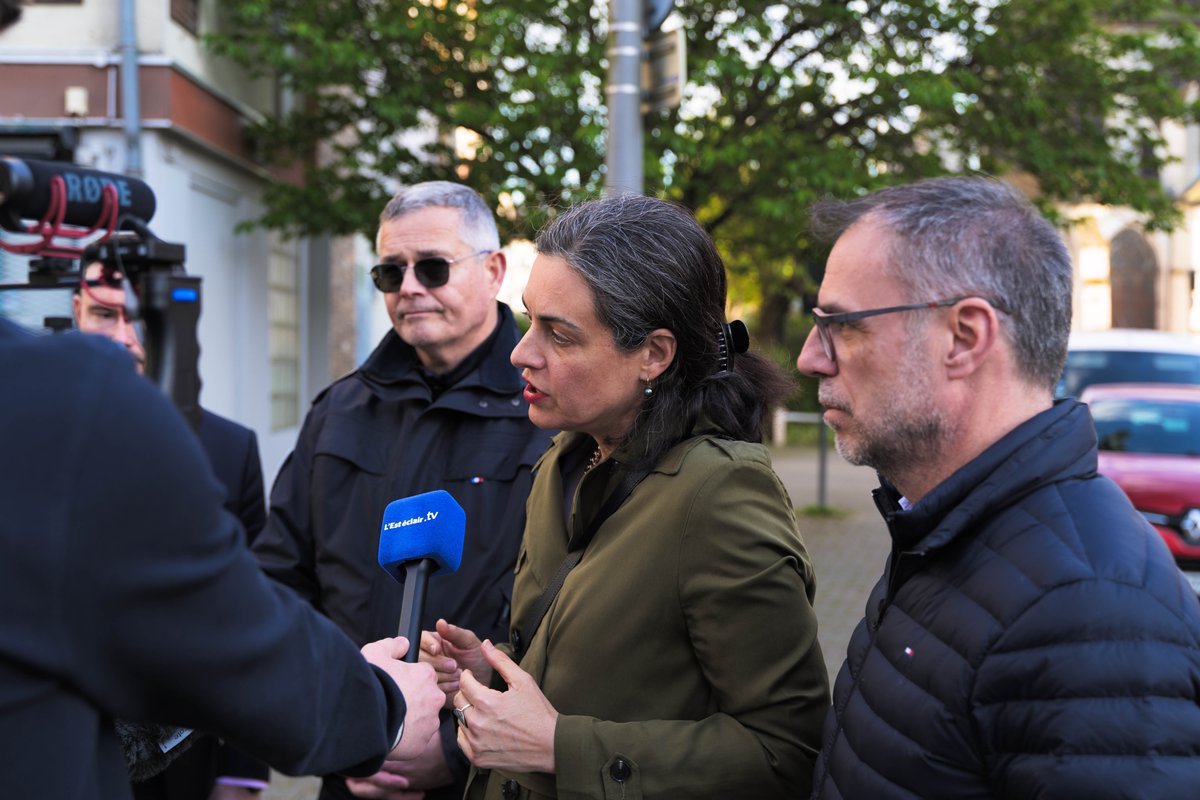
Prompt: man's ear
<box><xmin>945</xmin><ymin>298</ymin><xmax>1000</xmax><ymax>379</ymax></box>
<box><xmin>641</xmin><ymin>328</ymin><xmax>677</xmax><ymax>382</ymax></box>
<box><xmin>71</xmin><ymin>293</ymin><xmax>82</xmax><ymax>326</ymax></box>
<box><xmin>483</xmin><ymin>250</ymin><xmax>507</xmax><ymax>299</ymax></box>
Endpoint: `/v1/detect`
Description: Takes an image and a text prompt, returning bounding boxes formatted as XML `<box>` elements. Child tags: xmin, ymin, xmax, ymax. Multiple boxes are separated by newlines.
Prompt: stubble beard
<box><xmin>822</xmin><ymin>362</ymin><xmax>949</xmax><ymax>486</ymax></box>
<box><xmin>834</xmin><ymin>409</ymin><xmax>947</xmax><ymax>486</ymax></box>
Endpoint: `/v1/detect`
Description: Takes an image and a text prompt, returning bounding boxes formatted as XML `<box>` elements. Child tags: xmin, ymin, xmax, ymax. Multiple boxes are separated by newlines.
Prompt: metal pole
<box><xmin>605</xmin><ymin>0</ymin><xmax>643</xmax><ymax>196</ymax></box>
<box><xmin>119</xmin><ymin>0</ymin><xmax>143</xmax><ymax>177</ymax></box>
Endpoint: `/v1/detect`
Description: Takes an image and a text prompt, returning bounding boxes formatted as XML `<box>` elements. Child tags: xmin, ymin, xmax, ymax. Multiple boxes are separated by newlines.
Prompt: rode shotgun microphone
<box><xmin>0</xmin><ymin>157</ymin><xmax>156</xmax><ymax>231</ymax></box>
<box><xmin>378</xmin><ymin>490</ymin><xmax>465</xmax><ymax>662</ymax></box>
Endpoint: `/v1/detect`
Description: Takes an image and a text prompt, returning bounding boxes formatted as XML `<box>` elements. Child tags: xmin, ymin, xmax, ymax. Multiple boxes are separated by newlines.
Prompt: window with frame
<box><xmin>268</xmin><ymin>236</ymin><xmax>301</xmax><ymax>430</ymax></box>
<box><xmin>170</xmin><ymin>0</ymin><xmax>198</xmax><ymax>35</ymax></box>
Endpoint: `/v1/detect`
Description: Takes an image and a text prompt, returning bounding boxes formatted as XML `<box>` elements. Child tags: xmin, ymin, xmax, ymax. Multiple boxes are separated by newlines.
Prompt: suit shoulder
<box><xmin>197</xmin><ymin>408</ymin><xmax>257</xmax><ymax>453</ymax></box>
<box><xmin>2</xmin><ymin>326</ymin><xmax>145</xmax><ymax>416</ymax></box>
<box><xmin>3</xmin><ymin>323</ymin><xmax>133</xmax><ymax>378</ymax></box>
<box><xmin>199</xmin><ymin>408</ymin><xmax>254</xmax><ymax>437</ymax></box>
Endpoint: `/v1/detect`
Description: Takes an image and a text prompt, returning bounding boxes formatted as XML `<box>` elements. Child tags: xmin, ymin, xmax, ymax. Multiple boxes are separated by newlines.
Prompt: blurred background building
<box><xmin>1</xmin><ymin>0</ymin><xmax>326</xmax><ymax>480</ymax></box>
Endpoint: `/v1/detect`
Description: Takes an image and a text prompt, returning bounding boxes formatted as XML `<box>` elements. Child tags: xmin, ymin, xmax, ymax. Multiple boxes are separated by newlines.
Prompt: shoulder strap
<box><xmin>511</xmin><ymin>464</ymin><xmax>650</xmax><ymax>662</ymax></box>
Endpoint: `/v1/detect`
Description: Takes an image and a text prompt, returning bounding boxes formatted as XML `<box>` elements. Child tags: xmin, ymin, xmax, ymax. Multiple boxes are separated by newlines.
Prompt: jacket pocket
<box><xmin>442</xmin><ymin>430</ymin><xmax>540</xmax><ymax>483</ymax></box>
<box><xmin>313</xmin><ymin>413</ymin><xmax>388</xmax><ymax>474</ymax></box>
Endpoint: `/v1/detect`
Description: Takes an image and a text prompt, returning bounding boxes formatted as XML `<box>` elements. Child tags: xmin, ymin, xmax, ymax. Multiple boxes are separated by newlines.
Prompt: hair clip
<box><xmin>716</xmin><ymin>319</ymin><xmax>750</xmax><ymax>374</ymax></box>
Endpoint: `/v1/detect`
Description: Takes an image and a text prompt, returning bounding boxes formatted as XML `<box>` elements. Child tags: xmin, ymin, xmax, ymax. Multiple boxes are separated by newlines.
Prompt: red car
<box><xmin>1080</xmin><ymin>383</ymin><xmax>1200</xmax><ymax>595</ymax></box>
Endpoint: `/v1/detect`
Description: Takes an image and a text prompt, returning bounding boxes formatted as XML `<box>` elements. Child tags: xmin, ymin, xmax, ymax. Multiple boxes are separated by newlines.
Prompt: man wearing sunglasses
<box><xmin>255</xmin><ymin>182</ymin><xmax>553</xmax><ymax>800</ymax></box>
<box><xmin>797</xmin><ymin>177</ymin><xmax>1200</xmax><ymax>799</ymax></box>
<box><xmin>72</xmin><ymin>261</ymin><xmax>272</xmax><ymax>800</ymax></box>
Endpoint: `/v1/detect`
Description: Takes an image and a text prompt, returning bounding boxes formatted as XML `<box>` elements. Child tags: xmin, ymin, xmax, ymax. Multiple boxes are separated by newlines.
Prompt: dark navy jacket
<box><xmin>254</xmin><ymin>303</ymin><xmax>553</xmax><ymax>800</ymax></box>
<box><xmin>134</xmin><ymin>409</ymin><xmax>269</xmax><ymax>800</ymax></box>
<box><xmin>812</xmin><ymin>400</ymin><xmax>1200</xmax><ymax>799</ymax></box>
<box><xmin>0</xmin><ymin>318</ymin><xmax>407</xmax><ymax>800</ymax></box>
<box><xmin>197</xmin><ymin>409</ymin><xmax>266</xmax><ymax>546</ymax></box>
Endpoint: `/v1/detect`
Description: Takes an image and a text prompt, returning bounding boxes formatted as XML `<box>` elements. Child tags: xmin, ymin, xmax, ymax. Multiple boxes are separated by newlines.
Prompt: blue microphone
<box><xmin>378</xmin><ymin>490</ymin><xmax>466</xmax><ymax>662</ymax></box>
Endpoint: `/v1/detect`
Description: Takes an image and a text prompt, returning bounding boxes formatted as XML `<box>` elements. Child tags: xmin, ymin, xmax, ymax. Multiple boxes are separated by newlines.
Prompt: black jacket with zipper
<box><xmin>812</xmin><ymin>399</ymin><xmax>1200</xmax><ymax>799</ymax></box>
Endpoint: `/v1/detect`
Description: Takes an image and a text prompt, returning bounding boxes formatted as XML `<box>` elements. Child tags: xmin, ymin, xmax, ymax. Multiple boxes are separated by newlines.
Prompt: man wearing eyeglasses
<box><xmin>72</xmin><ymin>262</ymin><xmax>272</xmax><ymax>800</ymax></box>
<box><xmin>73</xmin><ymin>262</ymin><xmax>148</xmax><ymax>371</ymax></box>
<box><xmin>798</xmin><ymin>176</ymin><xmax>1200</xmax><ymax>798</ymax></box>
<box><xmin>255</xmin><ymin>181</ymin><xmax>553</xmax><ymax>800</ymax></box>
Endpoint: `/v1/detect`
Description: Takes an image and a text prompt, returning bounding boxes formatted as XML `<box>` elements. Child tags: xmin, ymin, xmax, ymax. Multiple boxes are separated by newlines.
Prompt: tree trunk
<box><xmin>757</xmin><ymin>287</ymin><xmax>792</xmax><ymax>351</ymax></box>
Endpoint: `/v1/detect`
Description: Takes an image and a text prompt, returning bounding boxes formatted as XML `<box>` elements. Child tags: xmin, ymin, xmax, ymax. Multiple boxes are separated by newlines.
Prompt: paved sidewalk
<box><xmin>770</xmin><ymin>445</ymin><xmax>889</xmax><ymax>683</ymax></box>
<box><xmin>265</xmin><ymin>444</ymin><xmax>888</xmax><ymax>800</ymax></box>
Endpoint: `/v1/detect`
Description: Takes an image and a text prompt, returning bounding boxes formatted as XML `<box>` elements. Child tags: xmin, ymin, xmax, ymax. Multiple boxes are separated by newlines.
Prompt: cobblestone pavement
<box><xmin>264</xmin><ymin>444</ymin><xmax>888</xmax><ymax>800</ymax></box>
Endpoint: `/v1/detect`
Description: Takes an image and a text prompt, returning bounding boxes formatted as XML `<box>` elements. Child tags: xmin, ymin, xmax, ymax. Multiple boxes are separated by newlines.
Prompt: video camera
<box><xmin>0</xmin><ymin>156</ymin><xmax>202</xmax><ymax>428</ymax></box>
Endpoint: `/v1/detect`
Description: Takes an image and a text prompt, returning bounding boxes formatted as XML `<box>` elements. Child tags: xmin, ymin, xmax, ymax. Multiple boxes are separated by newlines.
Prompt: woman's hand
<box><xmin>420</xmin><ymin>619</ymin><xmax>490</xmax><ymax>708</ymax></box>
<box><xmin>454</xmin><ymin>640</ymin><xmax>559</xmax><ymax>775</ymax></box>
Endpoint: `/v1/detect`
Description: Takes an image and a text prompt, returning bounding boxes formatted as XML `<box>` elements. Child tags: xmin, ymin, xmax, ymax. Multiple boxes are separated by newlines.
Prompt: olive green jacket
<box><xmin>465</xmin><ymin>431</ymin><xmax>830</xmax><ymax>800</ymax></box>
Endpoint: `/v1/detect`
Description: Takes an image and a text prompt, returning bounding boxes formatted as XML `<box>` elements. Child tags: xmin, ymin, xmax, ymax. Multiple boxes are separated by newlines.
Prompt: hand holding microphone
<box><xmin>377</xmin><ymin>490</ymin><xmax>465</xmax><ymax>662</ymax></box>
<box><xmin>371</xmin><ymin>490</ymin><xmax>466</xmax><ymax>761</ymax></box>
<box><xmin>359</xmin><ymin>637</ymin><xmax>444</xmax><ymax>762</ymax></box>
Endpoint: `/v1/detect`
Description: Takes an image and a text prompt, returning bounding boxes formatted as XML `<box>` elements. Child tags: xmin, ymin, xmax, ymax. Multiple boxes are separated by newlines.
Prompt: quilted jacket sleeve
<box><xmin>972</xmin><ymin>566</ymin><xmax>1200</xmax><ymax>798</ymax></box>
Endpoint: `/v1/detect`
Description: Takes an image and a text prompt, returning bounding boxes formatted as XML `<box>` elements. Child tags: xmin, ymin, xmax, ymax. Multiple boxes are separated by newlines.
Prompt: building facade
<box><xmin>1063</xmin><ymin>111</ymin><xmax>1200</xmax><ymax>335</ymax></box>
<box><xmin>0</xmin><ymin>0</ymin><xmax>347</xmax><ymax>481</ymax></box>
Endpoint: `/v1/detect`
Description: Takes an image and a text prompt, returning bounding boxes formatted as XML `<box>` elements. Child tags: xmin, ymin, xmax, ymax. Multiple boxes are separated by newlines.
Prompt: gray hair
<box><xmin>379</xmin><ymin>181</ymin><xmax>501</xmax><ymax>252</ymax></box>
<box><xmin>810</xmin><ymin>176</ymin><xmax>1072</xmax><ymax>391</ymax></box>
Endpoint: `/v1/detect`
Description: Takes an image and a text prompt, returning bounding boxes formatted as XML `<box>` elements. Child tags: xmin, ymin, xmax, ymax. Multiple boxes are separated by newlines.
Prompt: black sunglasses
<box><xmin>369</xmin><ymin>250</ymin><xmax>490</xmax><ymax>292</ymax></box>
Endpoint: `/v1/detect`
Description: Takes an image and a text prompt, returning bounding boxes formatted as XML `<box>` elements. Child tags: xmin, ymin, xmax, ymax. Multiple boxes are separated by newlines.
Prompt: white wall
<box><xmin>0</xmin><ymin>0</ymin><xmax>119</xmax><ymax>52</ymax></box>
<box><xmin>163</xmin><ymin>0</ymin><xmax>275</xmax><ymax>117</ymax></box>
<box><xmin>81</xmin><ymin>130</ymin><xmax>305</xmax><ymax>486</ymax></box>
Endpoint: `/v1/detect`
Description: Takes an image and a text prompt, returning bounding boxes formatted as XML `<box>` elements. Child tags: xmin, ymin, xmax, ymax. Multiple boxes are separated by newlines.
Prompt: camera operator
<box><xmin>0</xmin><ymin>314</ymin><xmax>445</xmax><ymax>800</ymax></box>
<box><xmin>73</xmin><ymin>263</ymin><xmax>149</xmax><ymax>370</ymax></box>
<box><xmin>72</xmin><ymin>261</ymin><xmax>266</xmax><ymax>545</ymax></box>
<box><xmin>73</xmin><ymin>263</ymin><xmax>271</xmax><ymax>797</ymax></box>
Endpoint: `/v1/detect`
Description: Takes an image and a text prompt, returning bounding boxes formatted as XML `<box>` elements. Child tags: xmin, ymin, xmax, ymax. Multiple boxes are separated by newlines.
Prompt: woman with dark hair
<box><xmin>422</xmin><ymin>195</ymin><xmax>830</xmax><ymax>800</ymax></box>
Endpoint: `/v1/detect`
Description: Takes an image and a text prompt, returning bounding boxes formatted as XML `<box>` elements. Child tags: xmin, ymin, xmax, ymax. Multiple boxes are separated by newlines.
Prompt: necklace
<box><xmin>584</xmin><ymin>447</ymin><xmax>603</xmax><ymax>473</ymax></box>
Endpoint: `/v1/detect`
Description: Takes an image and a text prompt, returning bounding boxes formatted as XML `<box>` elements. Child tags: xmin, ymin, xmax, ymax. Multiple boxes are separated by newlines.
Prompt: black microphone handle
<box><xmin>396</xmin><ymin>558</ymin><xmax>435</xmax><ymax>663</ymax></box>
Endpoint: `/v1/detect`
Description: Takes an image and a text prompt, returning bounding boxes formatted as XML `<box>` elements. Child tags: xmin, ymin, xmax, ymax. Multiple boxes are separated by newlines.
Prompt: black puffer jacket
<box><xmin>812</xmin><ymin>400</ymin><xmax>1200</xmax><ymax>799</ymax></box>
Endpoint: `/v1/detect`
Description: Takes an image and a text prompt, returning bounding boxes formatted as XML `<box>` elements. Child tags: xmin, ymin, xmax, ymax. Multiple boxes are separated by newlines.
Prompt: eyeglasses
<box><xmin>85</xmin><ymin>274</ymin><xmax>123</xmax><ymax>289</ymax></box>
<box><xmin>810</xmin><ymin>296</ymin><xmax>980</xmax><ymax>363</ymax></box>
<box><xmin>369</xmin><ymin>250</ymin><xmax>490</xmax><ymax>293</ymax></box>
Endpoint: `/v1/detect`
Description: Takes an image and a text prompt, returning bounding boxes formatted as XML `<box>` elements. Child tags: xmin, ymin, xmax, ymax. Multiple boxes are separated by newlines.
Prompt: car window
<box><xmin>1090</xmin><ymin>398</ymin><xmax>1200</xmax><ymax>456</ymax></box>
<box><xmin>1057</xmin><ymin>351</ymin><xmax>1200</xmax><ymax>398</ymax></box>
